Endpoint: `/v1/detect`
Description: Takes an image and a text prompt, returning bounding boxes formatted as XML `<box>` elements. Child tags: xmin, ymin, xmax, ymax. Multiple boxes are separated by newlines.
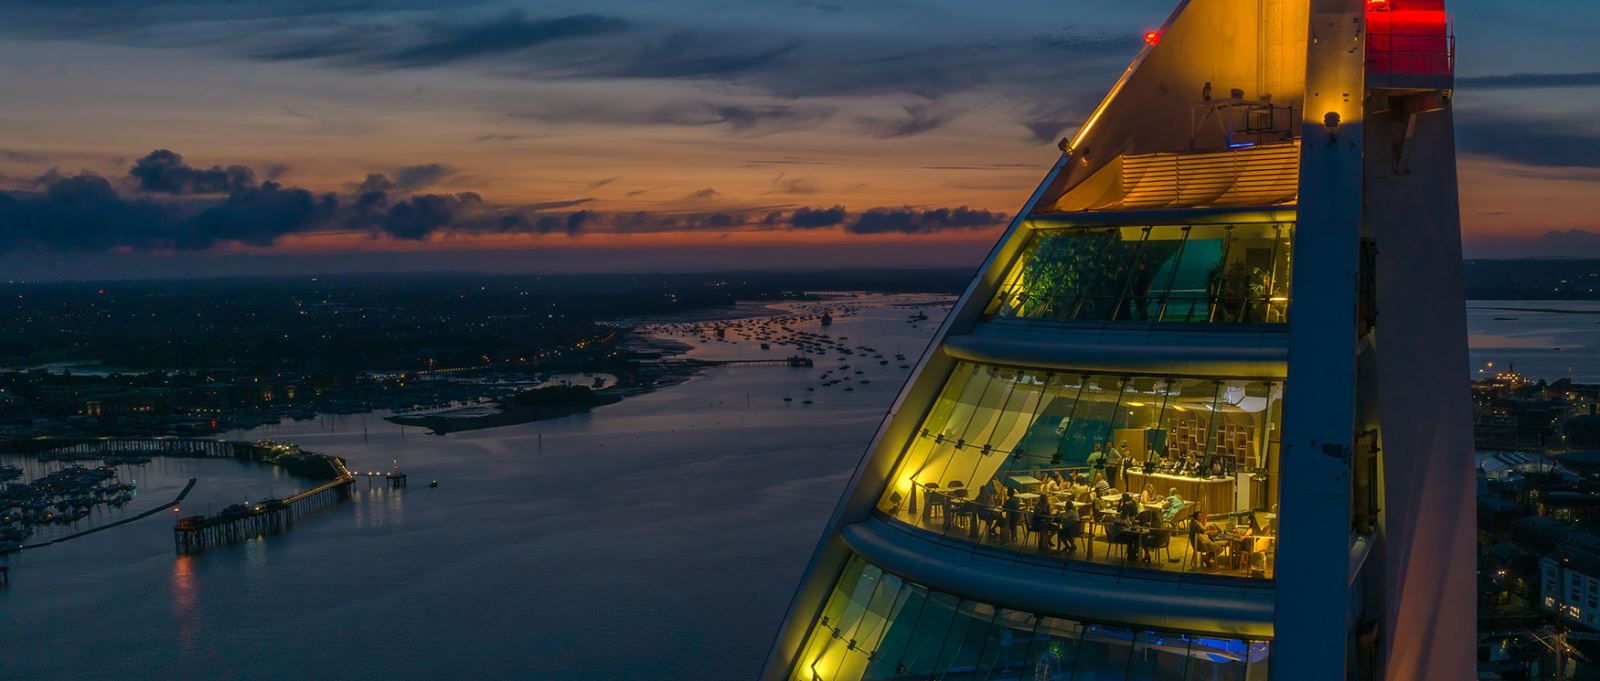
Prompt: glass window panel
<box><xmin>896</xmin><ymin>591</ymin><xmax>963</xmax><ymax>677</ymax></box>
<box><xmin>1072</xmin><ymin>623</ymin><xmax>1136</xmax><ymax>678</ymax></box>
<box><xmin>1184</xmin><ymin>637</ymin><xmax>1252</xmax><ymax>681</ymax></box>
<box><xmin>1244</xmin><ymin>641</ymin><xmax>1271</xmax><ymax>681</ymax></box>
<box><xmin>1027</xmin><ymin>617</ymin><xmax>1086</xmax><ymax>681</ymax></box>
<box><xmin>1127</xmin><ymin>629</ymin><xmax>1193</xmax><ymax>680</ymax></box>
<box><xmin>931</xmin><ymin>600</ymin><xmax>1001</xmax><ymax>679</ymax></box>
<box><xmin>982</xmin><ymin>610</ymin><xmax>1043</xmax><ymax>680</ymax></box>
<box><xmin>860</xmin><ymin>584</ymin><xmax>930</xmax><ymax>679</ymax></box>
<box><xmin>876</xmin><ymin>363</ymin><xmax>1282</xmax><ymax>580</ymax></box>
<box><xmin>1063</xmin><ymin>375</ymin><xmax>1125</xmax><ymax>486</ymax></box>
<box><xmin>791</xmin><ymin>558</ymin><xmax>1272</xmax><ymax>681</ymax></box>
<box><xmin>987</xmin><ymin>221</ymin><xmax>1293</xmax><ymax>325</ymax></box>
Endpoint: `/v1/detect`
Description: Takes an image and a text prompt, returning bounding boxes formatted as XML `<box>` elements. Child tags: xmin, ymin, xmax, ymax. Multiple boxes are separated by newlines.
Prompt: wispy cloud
<box><xmin>1457</xmin><ymin>72</ymin><xmax>1600</xmax><ymax>90</ymax></box>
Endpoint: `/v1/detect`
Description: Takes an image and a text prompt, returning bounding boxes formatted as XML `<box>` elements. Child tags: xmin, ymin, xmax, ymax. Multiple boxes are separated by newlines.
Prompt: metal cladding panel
<box><xmin>1272</xmin><ymin>0</ymin><xmax>1367</xmax><ymax>679</ymax></box>
<box><xmin>1367</xmin><ymin>101</ymin><xmax>1475</xmax><ymax>678</ymax></box>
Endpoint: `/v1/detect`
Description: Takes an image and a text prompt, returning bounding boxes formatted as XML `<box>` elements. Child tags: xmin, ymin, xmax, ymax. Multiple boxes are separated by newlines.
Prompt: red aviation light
<box><xmin>1143</xmin><ymin>31</ymin><xmax>1160</xmax><ymax>45</ymax></box>
<box><xmin>1368</xmin><ymin>0</ymin><xmax>1391</xmax><ymax>10</ymax></box>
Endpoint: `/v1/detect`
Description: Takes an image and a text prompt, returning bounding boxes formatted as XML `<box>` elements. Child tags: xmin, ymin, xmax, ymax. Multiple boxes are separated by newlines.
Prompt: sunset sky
<box><xmin>0</xmin><ymin>0</ymin><xmax>1596</xmax><ymax>279</ymax></box>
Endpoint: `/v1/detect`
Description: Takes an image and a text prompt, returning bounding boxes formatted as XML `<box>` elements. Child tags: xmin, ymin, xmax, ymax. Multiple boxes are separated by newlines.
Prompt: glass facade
<box><xmin>985</xmin><ymin>222</ymin><xmax>1293</xmax><ymax>325</ymax></box>
<box><xmin>876</xmin><ymin>362</ymin><xmax>1281</xmax><ymax>579</ymax></box>
<box><xmin>791</xmin><ymin>556</ymin><xmax>1271</xmax><ymax>681</ymax></box>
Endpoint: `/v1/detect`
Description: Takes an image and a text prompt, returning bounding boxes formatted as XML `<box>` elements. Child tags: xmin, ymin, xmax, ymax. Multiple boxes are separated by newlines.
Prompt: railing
<box><xmin>1368</xmin><ymin>32</ymin><xmax>1455</xmax><ymax>80</ymax></box>
<box><xmin>990</xmin><ymin>288</ymin><xmax>1288</xmax><ymax>325</ymax></box>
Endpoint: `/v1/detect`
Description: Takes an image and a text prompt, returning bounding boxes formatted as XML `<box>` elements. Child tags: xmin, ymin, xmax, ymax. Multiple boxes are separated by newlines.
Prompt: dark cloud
<box><xmin>0</xmin><ymin>150</ymin><xmax>1017</xmax><ymax>251</ymax></box>
<box><xmin>1457</xmin><ymin>113</ymin><xmax>1600</xmax><ymax>169</ymax></box>
<box><xmin>585</xmin><ymin>176</ymin><xmax>620</xmax><ymax>189</ymax></box>
<box><xmin>129</xmin><ymin>149</ymin><xmax>256</xmax><ymax>194</ymax></box>
<box><xmin>184</xmin><ymin>182</ymin><xmax>338</xmax><ymax>248</ymax></box>
<box><xmin>1456</xmin><ymin>72</ymin><xmax>1600</xmax><ymax>90</ymax></box>
<box><xmin>393</xmin><ymin>163</ymin><xmax>454</xmax><ymax>189</ymax></box>
<box><xmin>0</xmin><ymin>151</ymin><xmax>561</xmax><ymax>251</ymax></box>
<box><xmin>376</xmin><ymin>193</ymin><xmax>482</xmax><ymax>240</ymax></box>
<box><xmin>684</xmin><ymin>188</ymin><xmax>719</xmax><ymax>201</ymax></box>
<box><xmin>0</xmin><ymin>174</ymin><xmax>173</xmax><ymax>252</ymax></box>
<box><xmin>788</xmin><ymin>205</ymin><xmax>846</xmax><ymax>228</ymax></box>
<box><xmin>847</xmin><ymin>206</ymin><xmax>1007</xmax><ymax>234</ymax></box>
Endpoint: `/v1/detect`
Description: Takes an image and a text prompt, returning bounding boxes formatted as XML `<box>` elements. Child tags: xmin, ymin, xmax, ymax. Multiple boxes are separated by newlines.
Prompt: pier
<box><xmin>174</xmin><ymin>456</ymin><xmax>355</xmax><ymax>554</ymax></box>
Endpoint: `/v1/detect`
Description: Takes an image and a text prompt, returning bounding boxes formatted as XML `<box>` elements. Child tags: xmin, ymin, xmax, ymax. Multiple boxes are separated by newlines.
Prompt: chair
<box><xmin>1134</xmin><ymin>509</ymin><xmax>1163</xmax><ymax>562</ymax></box>
<box><xmin>1143</xmin><ymin>525</ymin><xmax>1174</xmax><ymax>564</ymax></box>
<box><xmin>1028</xmin><ymin>511</ymin><xmax>1053</xmax><ymax>551</ymax></box>
<box><xmin>922</xmin><ymin>483</ymin><xmax>944</xmax><ymax>523</ymax></box>
<box><xmin>1185</xmin><ymin>521</ymin><xmax>1206</xmax><ymax>570</ymax></box>
<box><xmin>1057</xmin><ymin>516</ymin><xmax>1084</xmax><ymax>554</ymax></box>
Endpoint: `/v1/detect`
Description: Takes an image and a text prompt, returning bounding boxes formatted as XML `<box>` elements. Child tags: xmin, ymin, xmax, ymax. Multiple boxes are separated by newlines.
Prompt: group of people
<box><xmin>918</xmin><ymin>469</ymin><xmax>1274</xmax><ymax>576</ymax></box>
<box><xmin>1085</xmin><ymin>442</ymin><xmax>1224</xmax><ymax>491</ymax></box>
<box><xmin>1187</xmin><ymin>510</ymin><xmax>1274</xmax><ymax>574</ymax></box>
<box><xmin>938</xmin><ymin>473</ymin><xmax>1193</xmax><ymax>565</ymax></box>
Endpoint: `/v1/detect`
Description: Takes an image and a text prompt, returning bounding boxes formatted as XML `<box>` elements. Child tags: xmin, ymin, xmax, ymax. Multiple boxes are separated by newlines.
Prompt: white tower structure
<box><xmin>761</xmin><ymin>0</ymin><xmax>1470</xmax><ymax>679</ymax></box>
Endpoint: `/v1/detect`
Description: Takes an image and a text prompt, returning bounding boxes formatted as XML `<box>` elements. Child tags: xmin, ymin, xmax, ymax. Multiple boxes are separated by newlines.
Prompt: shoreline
<box><xmin>382</xmin><ymin>315</ymin><xmax>742</xmax><ymax>436</ymax></box>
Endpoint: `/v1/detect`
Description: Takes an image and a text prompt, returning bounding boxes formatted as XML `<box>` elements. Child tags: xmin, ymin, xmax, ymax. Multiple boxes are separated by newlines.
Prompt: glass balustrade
<box><xmin>986</xmin><ymin>222</ymin><xmax>1293</xmax><ymax>325</ymax></box>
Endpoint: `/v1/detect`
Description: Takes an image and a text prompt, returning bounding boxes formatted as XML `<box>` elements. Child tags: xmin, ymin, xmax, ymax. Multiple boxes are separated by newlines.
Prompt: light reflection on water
<box><xmin>1468</xmin><ymin>300</ymin><xmax>1600</xmax><ymax>382</ymax></box>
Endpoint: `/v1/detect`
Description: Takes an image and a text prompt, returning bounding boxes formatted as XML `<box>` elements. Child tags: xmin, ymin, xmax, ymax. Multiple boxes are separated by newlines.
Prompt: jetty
<box><xmin>174</xmin><ymin>455</ymin><xmax>355</xmax><ymax>554</ymax></box>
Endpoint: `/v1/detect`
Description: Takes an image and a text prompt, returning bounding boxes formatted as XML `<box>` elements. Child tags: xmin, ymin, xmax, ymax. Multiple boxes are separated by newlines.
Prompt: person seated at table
<box><xmin>1143</xmin><ymin>445</ymin><xmax>1165</xmax><ymax>469</ymax></box>
<box><xmin>1182</xmin><ymin>455</ymin><xmax>1205</xmax><ymax>476</ymax></box>
<box><xmin>1055</xmin><ymin>503</ymin><xmax>1083</xmax><ymax>553</ymax></box>
<box><xmin>1091</xmin><ymin>474</ymin><xmax>1113</xmax><ymax>497</ymax></box>
<box><xmin>1187</xmin><ymin>511</ymin><xmax>1224</xmax><ymax>568</ymax></box>
<box><xmin>1239</xmin><ymin>514</ymin><xmax>1273</xmax><ymax>553</ymax></box>
<box><xmin>1003</xmin><ymin>488</ymin><xmax>1026</xmax><ymax>543</ymax></box>
<box><xmin>1140</xmin><ymin>484</ymin><xmax>1162</xmax><ymax>507</ymax></box>
<box><xmin>974</xmin><ymin>483</ymin><xmax>1002</xmax><ymax>537</ymax></box>
<box><xmin>1109</xmin><ymin>500</ymin><xmax>1140</xmax><ymax>560</ymax></box>
<box><xmin>1039</xmin><ymin>474</ymin><xmax>1060</xmax><ymax>496</ymax></box>
<box><xmin>1161</xmin><ymin>488</ymin><xmax>1188</xmax><ymax>524</ymax></box>
<box><xmin>1047</xmin><ymin>471</ymin><xmax>1068</xmax><ymax>493</ymax></box>
<box><xmin>1031</xmin><ymin>494</ymin><xmax>1056</xmax><ymax>550</ymax></box>
<box><xmin>1134</xmin><ymin>508</ymin><xmax>1162</xmax><ymax>563</ymax></box>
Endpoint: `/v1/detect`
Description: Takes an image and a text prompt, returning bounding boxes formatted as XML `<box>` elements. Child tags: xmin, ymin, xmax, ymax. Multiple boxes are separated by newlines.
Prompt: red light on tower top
<box><xmin>1367</xmin><ymin>0</ymin><xmax>1391</xmax><ymax>10</ymax></box>
<box><xmin>1143</xmin><ymin>31</ymin><xmax>1160</xmax><ymax>46</ymax></box>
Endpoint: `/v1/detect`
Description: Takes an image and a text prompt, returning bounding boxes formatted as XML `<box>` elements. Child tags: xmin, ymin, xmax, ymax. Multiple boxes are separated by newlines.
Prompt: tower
<box><xmin>761</xmin><ymin>0</ymin><xmax>1470</xmax><ymax>679</ymax></box>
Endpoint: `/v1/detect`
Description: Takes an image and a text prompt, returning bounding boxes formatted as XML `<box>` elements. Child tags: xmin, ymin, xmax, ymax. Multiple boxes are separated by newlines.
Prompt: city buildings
<box><xmin>762</xmin><ymin>0</ymin><xmax>1471</xmax><ymax>679</ymax></box>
